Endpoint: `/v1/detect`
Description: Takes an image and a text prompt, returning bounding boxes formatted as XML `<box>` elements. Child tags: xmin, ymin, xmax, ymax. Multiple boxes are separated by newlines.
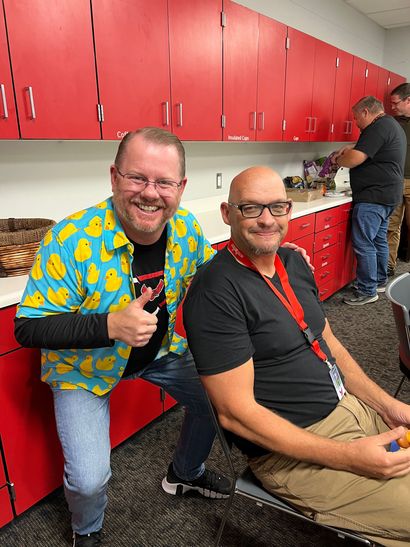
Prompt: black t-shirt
<box><xmin>395</xmin><ymin>115</ymin><xmax>410</xmax><ymax>179</ymax></box>
<box><xmin>123</xmin><ymin>229</ymin><xmax>168</xmax><ymax>376</ymax></box>
<box><xmin>184</xmin><ymin>247</ymin><xmax>341</xmax><ymax>457</ymax></box>
<box><xmin>350</xmin><ymin>114</ymin><xmax>406</xmax><ymax>206</ymax></box>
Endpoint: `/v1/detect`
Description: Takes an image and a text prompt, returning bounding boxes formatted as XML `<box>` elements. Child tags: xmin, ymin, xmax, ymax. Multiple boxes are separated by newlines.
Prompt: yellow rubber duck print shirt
<box><xmin>16</xmin><ymin>197</ymin><xmax>215</xmax><ymax>396</ymax></box>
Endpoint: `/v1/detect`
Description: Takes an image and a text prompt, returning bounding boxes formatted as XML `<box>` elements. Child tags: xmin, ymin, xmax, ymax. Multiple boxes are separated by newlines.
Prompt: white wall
<box><xmin>0</xmin><ymin>0</ymin><xmax>405</xmax><ymax>224</ymax></box>
<box><xmin>384</xmin><ymin>27</ymin><xmax>410</xmax><ymax>81</ymax></box>
<box><xmin>0</xmin><ymin>140</ymin><xmax>336</xmax><ymax>221</ymax></box>
<box><xmin>237</xmin><ymin>0</ymin><xmax>386</xmax><ymax>64</ymax></box>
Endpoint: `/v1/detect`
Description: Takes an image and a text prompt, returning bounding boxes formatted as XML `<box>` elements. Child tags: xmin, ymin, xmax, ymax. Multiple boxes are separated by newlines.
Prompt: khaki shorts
<box><xmin>249</xmin><ymin>393</ymin><xmax>410</xmax><ymax>547</ymax></box>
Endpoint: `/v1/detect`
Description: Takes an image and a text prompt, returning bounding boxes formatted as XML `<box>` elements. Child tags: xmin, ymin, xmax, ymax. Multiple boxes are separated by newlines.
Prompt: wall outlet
<box><xmin>216</xmin><ymin>172</ymin><xmax>223</xmax><ymax>189</ymax></box>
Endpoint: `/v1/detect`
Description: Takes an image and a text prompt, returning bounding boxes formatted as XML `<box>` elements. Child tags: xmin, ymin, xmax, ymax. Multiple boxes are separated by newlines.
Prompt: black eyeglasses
<box><xmin>116</xmin><ymin>167</ymin><xmax>183</xmax><ymax>195</ymax></box>
<box><xmin>229</xmin><ymin>201</ymin><xmax>292</xmax><ymax>218</ymax></box>
<box><xmin>391</xmin><ymin>96</ymin><xmax>409</xmax><ymax>106</ymax></box>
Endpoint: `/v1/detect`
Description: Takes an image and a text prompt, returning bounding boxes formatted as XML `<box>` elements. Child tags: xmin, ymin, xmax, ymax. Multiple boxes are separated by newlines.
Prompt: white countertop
<box><xmin>0</xmin><ymin>193</ymin><xmax>351</xmax><ymax>309</ymax></box>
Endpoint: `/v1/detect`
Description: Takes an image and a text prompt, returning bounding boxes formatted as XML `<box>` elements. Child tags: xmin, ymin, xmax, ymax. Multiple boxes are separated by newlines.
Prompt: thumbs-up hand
<box><xmin>107</xmin><ymin>287</ymin><xmax>158</xmax><ymax>347</ymax></box>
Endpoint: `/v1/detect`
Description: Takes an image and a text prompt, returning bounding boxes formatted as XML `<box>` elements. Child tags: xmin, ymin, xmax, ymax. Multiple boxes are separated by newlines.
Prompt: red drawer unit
<box><xmin>315</xmin><ymin>207</ymin><xmax>339</xmax><ymax>232</ymax></box>
<box><xmin>338</xmin><ymin>202</ymin><xmax>352</xmax><ymax>224</ymax></box>
<box><xmin>313</xmin><ymin>244</ymin><xmax>339</xmax><ymax>270</ymax></box>
<box><xmin>314</xmin><ymin>260</ymin><xmax>337</xmax><ymax>291</ymax></box>
<box><xmin>313</xmin><ymin>225</ymin><xmax>339</xmax><ymax>253</ymax></box>
<box><xmin>292</xmin><ymin>233</ymin><xmax>314</xmax><ymax>262</ymax></box>
<box><xmin>318</xmin><ymin>279</ymin><xmax>335</xmax><ymax>301</ymax></box>
<box><xmin>291</xmin><ymin>213</ymin><xmax>315</xmax><ymax>240</ymax></box>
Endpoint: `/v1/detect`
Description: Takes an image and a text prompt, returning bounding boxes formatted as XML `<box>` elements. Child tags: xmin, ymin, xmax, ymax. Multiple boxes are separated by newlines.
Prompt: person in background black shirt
<box><xmin>333</xmin><ymin>96</ymin><xmax>406</xmax><ymax>306</ymax></box>
<box><xmin>387</xmin><ymin>83</ymin><xmax>410</xmax><ymax>276</ymax></box>
<box><xmin>184</xmin><ymin>166</ymin><xmax>410</xmax><ymax>547</ymax></box>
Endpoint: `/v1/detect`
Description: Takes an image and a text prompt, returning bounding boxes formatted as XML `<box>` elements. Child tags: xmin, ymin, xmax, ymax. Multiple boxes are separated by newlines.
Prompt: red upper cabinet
<box><xmin>92</xmin><ymin>0</ymin><xmax>171</xmax><ymax>140</ymax></box>
<box><xmin>376</xmin><ymin>67</ymin><xmax>390</xmax><ymax>105</ymax></box>
<box><xmin>310</xmin><ymin>40</ymin><xmax>337</xmax><ymax>142</ymax></box>
<box><xmin>3</xmin><ymin>0</ymin><xmax>100</xmax><ymax>139</ymax></box>
<box><xmin>283</xmin><ymin>28</ymin><xmax>316</xmax><ymax>142</ymax></box>
<box><xmin>284</xmin><ymin>30</ymin><xmax>336</xmax><ymax>142</ymax></box>
<box><xmin>388</xmin><ymin>71</ymin><xmax>406</xmax><ymax>95</ymax></box>
<box><xmin>0</xmin><ymin>9</ymin><xmax>18</xmax><ymax>139</ymax></box>
<box><xmin>255</xmin><ymin>15</ymin><xmax>287</xmax><ymax>141</ymax></box>
<box><xmin>331</xmin><ymin>50</ymin><xmax>354</xmax><ymax>142</ymax></box>
<box><xmin>223</xmin><ymin>0</ymin><xmax>259</xmax><ymax>142</ymax></box>
<box><xmin>363</xmin><ymin>61</ymin><xmax>379</xmax><ymax>97</ymax></box>
<box><xmin>346</xmin><ymin>56</ymin><xmax>367</xmax><ymax>141</ymax></box>
<box><xmin>168</xmin><ymin>0</ymin><xmax>223</xmax><ymax>141</ymax></box>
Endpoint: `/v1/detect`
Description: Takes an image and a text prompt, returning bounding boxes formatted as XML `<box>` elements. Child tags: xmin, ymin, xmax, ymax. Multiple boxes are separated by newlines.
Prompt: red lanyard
<box><xmin>227</xmin><ymin>239</ymin><xmax>330</xmax><ymax>366</ymax></box>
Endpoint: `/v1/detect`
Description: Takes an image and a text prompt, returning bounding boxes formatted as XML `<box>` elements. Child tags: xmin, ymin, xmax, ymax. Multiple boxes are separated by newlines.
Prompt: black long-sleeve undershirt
<box><xmin>14</xmin><ymin>313</ymin><xmax>113</xmax><ymax>350</ymax></box>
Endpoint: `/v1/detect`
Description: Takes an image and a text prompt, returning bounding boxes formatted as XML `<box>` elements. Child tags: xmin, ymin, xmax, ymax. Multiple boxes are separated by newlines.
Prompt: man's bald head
<box><xmin>228</xmin><ymin>166</ymin><xmax>287</xmax><ymax>203</ymax></box>
<box><xmin>221</xmin><ymin>166</ymin><xmax>291</xmax><ymax>260</ymax></box>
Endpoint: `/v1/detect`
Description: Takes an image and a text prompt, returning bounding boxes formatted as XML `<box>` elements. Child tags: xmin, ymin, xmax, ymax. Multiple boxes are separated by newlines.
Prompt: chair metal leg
<box><xmin>215</xmin><ymin>488</ymin><xmax>236</xmax><ymax>547</ymax></box>
<box><xmin>394</xmin><ymin>375</ymin><xmax>406</xmax><ymax>398</ymax></box>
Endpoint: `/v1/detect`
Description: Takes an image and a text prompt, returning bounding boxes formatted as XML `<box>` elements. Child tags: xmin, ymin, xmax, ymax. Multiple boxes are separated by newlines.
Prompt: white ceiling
<box><xmin>344</xmin><ymin>0</ymin><xmax>410</xmax><ymax>28</ymax></box>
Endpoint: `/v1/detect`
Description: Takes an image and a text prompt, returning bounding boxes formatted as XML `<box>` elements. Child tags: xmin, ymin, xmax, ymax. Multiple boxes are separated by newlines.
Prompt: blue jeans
<box><xmin>351</xmin><ymin>202</ymin><xmax>395</xmax><ymax>296</ymax></box>
<box><xmin>52</xmin><ymin>350</ymin><xmax>215</xmax><ymax>535</ymax></box>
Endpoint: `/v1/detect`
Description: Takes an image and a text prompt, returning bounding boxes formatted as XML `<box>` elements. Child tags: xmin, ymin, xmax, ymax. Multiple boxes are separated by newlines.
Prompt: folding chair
<box><xmin>206</xmin><ymin>395</ymin><xmax>380</xmax><ymax>547</ymax></box>
<box><xmin>386</xmin><ymin>272</ymin><xmax>410</xmax><ymax>398</ymax></box>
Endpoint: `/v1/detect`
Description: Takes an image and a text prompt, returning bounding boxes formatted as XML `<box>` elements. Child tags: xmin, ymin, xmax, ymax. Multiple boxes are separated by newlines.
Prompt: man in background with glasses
<box><xmin>184</xmin><ymin>166</ymin><xmax>410</xmax><ymax>547</ymax></box>
<box><xmin>14</xmin><ymin>127</ymin><xmax>231</xmax><ymax>547</ymax></box>
<box><xmin>387</xmin><ymin>83</ymin><xmax>410</xmax><ymax>277</ymax></box>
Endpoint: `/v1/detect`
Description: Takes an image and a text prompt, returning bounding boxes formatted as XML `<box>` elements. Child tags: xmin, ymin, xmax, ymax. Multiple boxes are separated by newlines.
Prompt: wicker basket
<box><xmin>0</xmin><ymin>218</ymin><xmax>56</xmax><ymax>278</ymax></box>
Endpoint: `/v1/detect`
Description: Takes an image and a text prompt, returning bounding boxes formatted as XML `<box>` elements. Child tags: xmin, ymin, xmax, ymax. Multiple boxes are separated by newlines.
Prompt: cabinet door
<box><xmin>163</xmin><ymin>389</ymin><xmax>178</xmax><ymax>412</ymax></box>
<box><xmin>310</xmin><ymin>40</ymin><xmax>337</xmax><ymax>142</ymax></box>
<box><xmin>0</xmin><ymin>306</ymin><xmax>20</xmax><ymax>355</ymax></box>
<box><xmin>110</xmin><ymin>378</ymin><xmax>163</xmax><ymax>449</ymax></box>
<box><xmin>0</xmin><ymin>348</ymin><xmax>64</xmax><ymax>515</ymax></box>
<box><xmin>4</xmin><ymin>0</ymin><xmax>100</xmax><ymax>139</ymax></box>
<box><xmin>387</xmin><ymin>71</ymin><xmax>406</xmax><ymax>96</ymax></box>
<box><xmin>92</xmin><ymin>0</ymin><xmax>171</xmax><ymax>140</ymax></box>
<box><xmin>223</xmin><ymin>0</ymin><xmax>259</xmax><ymax>142</ymax></box>
<box><xmin>283</xmin><ymin>28</ymin><xmax>315</xmax><ymax>142</ymax></box>
<box><xmin>331</xmin><ymin>50</ymin><xmax>353</xmax><ymax>142</ymax></box>
<box><xmin>0</xmin><ymin>437</ymin><xmax>14</xmax><ymax>528</ymax></box>
<box><xmin>169</xmin><ymin>0</ymin><xmax>222</xmax><ymax>141</ymax></box>
<box><xmin>0</xmin><ymin>486</ymin><xmax>13</xmax><ymax>528</ymax></box>
<box><xmin>364</xmin><ymin>62</ymin><xmax>379</xmax><ymax>97</ymax></box>
<box><xmin>0</xmin><ymin>10</ymin><xmax>18</xmax><ymax>139</ymax></box>
<box><xmin>376</xmin><ymin>67</ymin><xmax>390</xmax><ymax>106</ymax></box>
<box><xmin>347</xmin><ymin>56</ymin><xmax>367</xmax><ymax>141</ymax></box>
<box><xmin>256</xmin><ymin>15</ymin><xmax>286</xmax><ymax>141</ymax></box>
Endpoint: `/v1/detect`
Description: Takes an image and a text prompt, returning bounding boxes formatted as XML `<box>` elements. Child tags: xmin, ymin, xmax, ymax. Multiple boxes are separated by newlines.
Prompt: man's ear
<box><xmin>220</xmin><ymin>202</ymin><xmax>231</xmax><ymax>226</ymax></box>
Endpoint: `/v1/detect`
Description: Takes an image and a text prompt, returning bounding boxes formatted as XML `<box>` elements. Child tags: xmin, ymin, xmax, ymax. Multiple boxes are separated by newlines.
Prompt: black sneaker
<box><xmin>162</xmin><ymin>463</ymin><xmax>231</xmax><ymax>499</ymax></box>
<box><xmin>73</xmin><ymin>531</ymin><xmax>102</xmax><ymax>546</ymax></box>
<box><xmin>343</xmin><ymin>292</ymin><xmax>378</xmax><ymax>306</ymax></box>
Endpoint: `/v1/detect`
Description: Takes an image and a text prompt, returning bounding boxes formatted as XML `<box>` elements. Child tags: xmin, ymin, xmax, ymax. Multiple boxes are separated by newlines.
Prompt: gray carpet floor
<box><xmin>1</xmin><ymin>260</ymin><xmax>409</xmax><ymax>547</ymax></box>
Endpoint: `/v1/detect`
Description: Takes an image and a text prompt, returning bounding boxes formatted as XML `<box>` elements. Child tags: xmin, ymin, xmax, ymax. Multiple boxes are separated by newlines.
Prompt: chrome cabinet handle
<box><xmin>26</xmin><ymin>86</ymin><xmax>36</xmax><ymax>119</ymax></box>
<box><xmin>177</xmin><ymin>102</ymin><xmax>183</xmax><ymax>127</ymax></box>
<box><xmin>0</xmin><ymin>84</ymin><xmax>8</xmax><ymax>119</ymax></box>
<box><xmin>250</xmin><ymin>111</ymin><xmax>256</xmax><ymax>130</ymax></box>
<box><xmin>311</xmin><ymin>117</ymin><xmax>317</xmax><ymax>133</ymax></box>
<box><xmin>258</xmin><ymin>111</ymin><xmax>265</xmax><ymax>131</ymax></box>
<box><xmin>162</xmin><ymin>101</ymin><xmax>169</xmax><ymax>126</ymax></box>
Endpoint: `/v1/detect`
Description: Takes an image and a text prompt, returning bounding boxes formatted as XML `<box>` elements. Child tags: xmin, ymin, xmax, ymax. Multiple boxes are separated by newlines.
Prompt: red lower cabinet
<box><xmin>0</xmin><ymin>348</ymin><xmax>64</xmax><ymax>515</ymax></box>
<box><xmin>0</xmin><ymin>441</ymin><xmax>14</xmax><ymax>528</ymax></box>
<box><xmin>0</xmin><ymin>486</ymin><xmax>13</xmax><ymax>528</ymax></box>
<box><xmin>284</xmin><ymin>202</ymin><xmax>353</xmax><ymax>301</ymax></box>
